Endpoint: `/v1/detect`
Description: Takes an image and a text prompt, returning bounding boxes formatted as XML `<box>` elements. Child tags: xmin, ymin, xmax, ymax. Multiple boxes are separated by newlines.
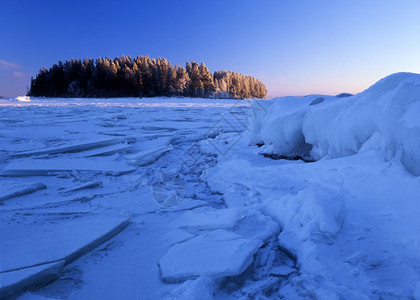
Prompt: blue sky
<box><xmin>1</xmin><ymin>0</ymin><xmax>420</xmax><ymax>98</ymax></box>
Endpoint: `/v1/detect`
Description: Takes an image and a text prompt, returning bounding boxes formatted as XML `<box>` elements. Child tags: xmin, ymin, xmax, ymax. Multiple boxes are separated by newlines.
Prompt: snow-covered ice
<box><xmin>209</xmin><ymin>73</ymin><xmax>420</xmax><ymax>299</ymax></box>
<box><xmin>159</xmin><ymin>229</ymin><xmax>263</xmax><ymax>282</ymax></box>
<box><xmin>1</xmin><ymin>158</ymin><xmax>135</xmax><ymax>176</ymax></box>
<box><xmin>0</xmin><ymin>182</ymin><xmax>46</xmax><ymax>203</ymax></box>
<box><xmin>1</xmin><ymin>74</ymin><xmax>419</xmax><ymax>299</ymax></box>
<box><xmin>82</xmin><ymin>143</ymin><xmax>134</xmax><ymax>157</ymax></box>
<box><xmin>125</xmin><ymin>145</ymin><xmax>173</xmax><ymax>166</ymax></box>
<box><xmin>9</xmin><ymin>136</ymin><xmax>134</xmax><ymax>158</ymax></box>
<box><xmin>63</xmin><ymin>180</ymin><xmax>103</xmax><ymax>193</ymax></box>
<box><xmin>0</xmin><ymin>261</ymin><xmax>64</xmax><ymax>299</ymax></box>
<box><xmin>0</xmin><ymin>216</ymin><xmax>129</xmax><ymax>272</ymax></box>
<box><xmin>172</xmin><ymin>207</ymin><xmax>244</xmax><ymax>230</ymax></box>
<box><xmin>250</xmin><ymin>72</ymin><xmax>420</xmax><ymax>175</ymax></box>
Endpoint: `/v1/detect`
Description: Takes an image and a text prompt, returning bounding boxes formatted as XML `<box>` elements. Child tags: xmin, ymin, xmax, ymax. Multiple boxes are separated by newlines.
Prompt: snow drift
<box><xmin>250</xmin><ymin>72</ymin><xmax>420</xmax><ymax>175</ymax></box>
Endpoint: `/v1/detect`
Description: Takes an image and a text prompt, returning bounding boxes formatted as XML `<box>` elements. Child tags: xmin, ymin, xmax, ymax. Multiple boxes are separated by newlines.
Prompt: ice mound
<box><xmin>251</xmin><ymin>72</ymin><xmax>420</xmax><ymax>175</ymax></box>
<box><xmin>264</xmin><ymin>187</ymin><xmax>345</xmax><ymax>257</ymax></box>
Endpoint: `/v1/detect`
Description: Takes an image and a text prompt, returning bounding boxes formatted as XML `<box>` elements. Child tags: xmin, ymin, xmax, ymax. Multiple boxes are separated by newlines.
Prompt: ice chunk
<box><xmin>9</xmin><ymin>137</ymin><xmax>136</xmax><ymax>158</ymax></box>
<box><xmin>65</xmin><ymin>180</ymin><xmax>103</xmax><ymax>193</ymax></box>
<box><xmin>83</xmin><ymin>143</ymin><xmax>134</xmax><ymax>157</ymax></box>
<box><xmin>0</xmin><ymin>217</ymin><xmax>129</xmax><ymax>273</ymax></box>
<box><xmin>234</xmin><ymin>211</ymin><xmax>280</xmax><ymax>242</ymax></box>
<box><xmin>152</xmin><ymin>186</ymin><xmax>182</xmax><ymax>208</ymax></box>
<box><xmin>163</xmin><ymin>229</ymin><xmax>196</xmax><ymax>246</ymax></box>
<box><xmin>159</xmin><ymin>229</ymin><xmax>263</xmax><ymax>282</ymax></box>
<box><xmin>0</xmin><ymin>182</ymin><xmax>46</xmax><ymax>203</ymax></box>
<box><xmin>0</xmin><ymin>261</ymin><xmax>64</xmax><ymax>299</ymax></box>
<box><xmin>173</xmin><ymin>207</ymin><xmax>244</xmax><ymax>230</ymax></box>
<box><xmin>1</xmin><ymin>158</ymin><xmax>135</xmax><ymax>176</ymax></box>
<box><xmin>160</xmin><ymin>199</ymin><xmax>208</xmax><ymax>212</ymax></box>
<box><xmin>125</xmin><ymin>145</ymin><xmax>172</xmax><ymax>166</ymax></box>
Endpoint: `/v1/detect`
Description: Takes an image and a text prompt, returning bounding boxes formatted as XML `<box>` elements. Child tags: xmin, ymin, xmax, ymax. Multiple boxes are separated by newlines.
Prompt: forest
<box><xmin>28</xmin><ymin>56</ymin><xmax>267</xmax><ymax>99</ymax></box>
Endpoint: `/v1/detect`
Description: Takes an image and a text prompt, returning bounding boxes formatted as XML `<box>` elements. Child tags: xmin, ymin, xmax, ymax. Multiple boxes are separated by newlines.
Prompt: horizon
<box><xmin>1</xmin><ymin>0</ymin><xmax>420</xmax><ymax>98</ymax></box>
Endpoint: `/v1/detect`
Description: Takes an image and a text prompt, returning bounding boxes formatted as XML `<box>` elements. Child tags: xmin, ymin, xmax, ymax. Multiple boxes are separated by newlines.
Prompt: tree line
<box><xmin>28</xmin><ymin>56</ymin><xmax>267</xmax><ymax>99</ymax></box>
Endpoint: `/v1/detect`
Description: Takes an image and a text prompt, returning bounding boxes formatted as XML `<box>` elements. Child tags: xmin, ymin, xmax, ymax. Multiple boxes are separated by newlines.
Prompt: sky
<box><xmin>1</xmin><ymin>0</ymin><xmax>420</xmax><ymax>98</ymax></box>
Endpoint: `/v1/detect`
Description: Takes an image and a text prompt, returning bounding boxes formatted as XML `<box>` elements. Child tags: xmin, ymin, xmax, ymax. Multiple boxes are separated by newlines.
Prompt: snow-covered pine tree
<box><xmin>187</xmin><ymin>62</ymin><xmax>204</xmax><ymax>97</ymax></box>
<box><xmin>175</xmin><ymin>66</ymin><xmax>189</xmax><ymax>96</ymax></box>
<box><xmin>199</xmin><ymin>62</ymin><xmax>216</xmax><ymax>97</ymax></box>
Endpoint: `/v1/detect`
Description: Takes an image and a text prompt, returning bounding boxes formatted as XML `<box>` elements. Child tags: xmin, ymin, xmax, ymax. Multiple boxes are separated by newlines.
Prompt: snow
<box><xmin>207</xmin><ymin>73</ymin><xmax>420</xmax><ymax>298</ymax></box>
<box><xmin>415</xmin><ymin>282</ymin><xmax>420</xmax><ymax>300</ymax></box>
<box><xmin>170</xmin><ymin>276</ymin><xmax>220</xmax><ymax>300</ymax></box>
<box><xmin>250</xmin><ymin>72</ymin><xmax>420</xmax><ymax>175</ymax></box>
<box><xmin>0</xmin><ymin>74</ymin><xmax>419</xmax><ymax>299</ymax></box>
<box><xmin>17</xmin><ymin>293</ymin><xmax>58</xmax><ymax>300</ymax></box>
<box><xmin>209</xmin><ymin>147</ymin><xmax>420</xmax><ymax>297</ymax></box>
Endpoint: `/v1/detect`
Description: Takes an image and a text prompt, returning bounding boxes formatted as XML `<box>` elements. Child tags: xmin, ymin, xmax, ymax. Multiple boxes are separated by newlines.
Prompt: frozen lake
<box><xmin>1</xmin><ymin>92</ymin><xmax>419</xmax><ymax>299</ymax></box>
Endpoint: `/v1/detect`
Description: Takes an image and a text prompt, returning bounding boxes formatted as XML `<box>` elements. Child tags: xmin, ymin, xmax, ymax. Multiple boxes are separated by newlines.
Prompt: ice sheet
<box><xmin>0</xmin><ymin>261</ymin><xmax>64</xmax><ymax>299</ymax></box>
<box><xmin>1</xmin><ymin>158</ymin><xmax>136</xmax><ymax>176</ymax></box>
<box><xmin>0</xmin><ymin>216</ymin><xmax>129</xmax><ymax>272</ymax></box>
<box><xmin>9</xmin><ymin>137</ymin><xmax>135</xmax><ymax>158</ymax></box>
